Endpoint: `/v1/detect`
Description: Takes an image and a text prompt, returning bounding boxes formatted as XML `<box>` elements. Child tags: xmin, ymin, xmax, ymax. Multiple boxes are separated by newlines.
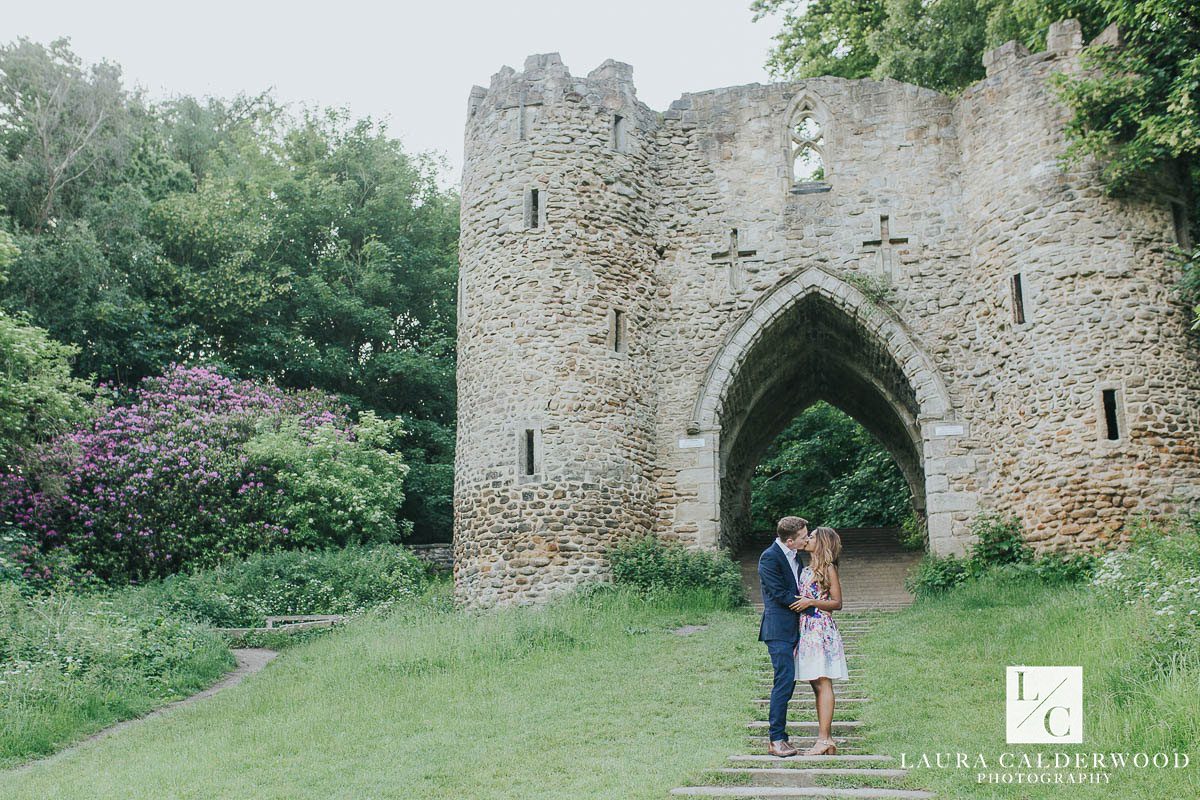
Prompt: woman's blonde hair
<box><xmin>808</xmin><ymin>526</ymin><xmax>842</xmax><ymax>592</ymax></box>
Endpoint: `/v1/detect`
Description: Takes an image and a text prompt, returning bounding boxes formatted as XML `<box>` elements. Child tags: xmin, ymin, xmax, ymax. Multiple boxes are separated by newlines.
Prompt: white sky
<box><xmin>6</xmin><ymin>0</ymin><xmax>780</xmax><ymax>190</ymax></box>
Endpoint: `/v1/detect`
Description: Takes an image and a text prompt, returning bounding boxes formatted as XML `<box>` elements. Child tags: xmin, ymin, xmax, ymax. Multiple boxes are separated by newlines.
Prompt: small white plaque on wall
<box><xmin>934</xmin><ymin>424</ymin><xmax>965</xmax><ymax>437</ymax></box>
<box><xmin>678</xmin><ymin>437</ymin><xmax>706</xmax><ymax>449</ymax></box>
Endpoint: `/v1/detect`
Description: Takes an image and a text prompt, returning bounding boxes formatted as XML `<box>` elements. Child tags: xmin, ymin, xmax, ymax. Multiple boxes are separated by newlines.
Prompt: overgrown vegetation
<box><xmin>906</xmin><ymin>512</ymin><xmax>1100</xmax><ymax>595</ymax></box>
<box><xmin>0</xmin><ymin>38</ymin><xmax>458</xmax><ymax>542</ymax></box>
<box><xmin>0</xmin><ymin>583</ymin><xmax>760</xmax><ymax>798</ymax></box>
<box><xmin>0</xmin><ymin>542</ymin><xmax>430</xmax><ymax>768</ymax></box>
<box><xmin>1091</xmin><ymin>514</ymin><xmax>1200</xmax><ymax>671</ymax></box>
<box><xmin>139</xmin><ymin>544</ymin><xmax>430</xmax><ymax>629</ymax></box>
<box><xmin>0</xmin><ymin>581</ymin><xmax>232</xmax><ymax>768</ymax></box>
<box><xmin>859</xmin><ymin>516</ymin><xmax>1200</xmax><ymax>798</ymax></box>
<box><xmin>609</xmin><ymin>535</ymin><xmax>745</xmax><ymax>608</ymax></box>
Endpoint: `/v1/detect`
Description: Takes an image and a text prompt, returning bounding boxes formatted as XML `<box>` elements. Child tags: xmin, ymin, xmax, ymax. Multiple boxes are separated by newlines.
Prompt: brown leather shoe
<box><xmin>767</xmin><ymin>739</ymin><xmax>799</xmax><ymax>757</ymax></box>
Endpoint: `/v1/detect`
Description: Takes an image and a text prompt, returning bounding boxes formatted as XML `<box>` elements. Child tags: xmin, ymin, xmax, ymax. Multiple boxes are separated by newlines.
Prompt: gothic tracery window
<box><xmin>790</xmin><ymin>101</ymin><xmax>827</xmax><ymax>185</ymax></box>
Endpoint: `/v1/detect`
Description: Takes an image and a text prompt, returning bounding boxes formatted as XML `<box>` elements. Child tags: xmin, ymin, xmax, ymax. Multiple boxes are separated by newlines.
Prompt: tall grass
<box><xmin>857</xmin><ymin>565</ymin><xmax>1200</xmax><ymax>797</ymax></box>
<box><xmin>0</xmin><ymin>582</ymin><xmax>232</xmax><ymax>768</ymax></box>
<box><xmin>0</xmin><ymin>582</ymin><xmax>761</xmax><ymax>799</ymax></box>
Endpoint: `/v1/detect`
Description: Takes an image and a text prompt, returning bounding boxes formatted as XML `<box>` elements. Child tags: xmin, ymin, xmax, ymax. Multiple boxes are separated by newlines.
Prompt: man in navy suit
<box><xmin>758</xmin><ymin>515</ymin><xmax>810</xmax><ymax>757</ymax></box>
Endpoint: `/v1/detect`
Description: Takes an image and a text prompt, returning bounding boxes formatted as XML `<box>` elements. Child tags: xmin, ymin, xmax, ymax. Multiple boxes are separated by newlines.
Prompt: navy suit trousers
<box><xmin>765</xmin><ymin>639</ymin><xmax>797</xmax><ymax>742</ymax></box>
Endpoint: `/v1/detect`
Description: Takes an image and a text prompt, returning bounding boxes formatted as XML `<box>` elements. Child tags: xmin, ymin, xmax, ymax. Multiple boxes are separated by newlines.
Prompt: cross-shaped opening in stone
<box><xmin>862</xmin><ymin>215</ymin><xmax>909</xmax><ymax>277</ymax></box>
<box><xmin>709</xmin><ymin>228</ymin><xmax>761</xmax><ymax>295</ymax></box>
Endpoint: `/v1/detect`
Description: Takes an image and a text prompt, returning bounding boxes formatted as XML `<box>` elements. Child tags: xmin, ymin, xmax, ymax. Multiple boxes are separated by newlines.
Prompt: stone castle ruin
<box><xmin>454</xmin><ymin>19</ymin><xmax>1200</xmax><ymax>607</ymax></box>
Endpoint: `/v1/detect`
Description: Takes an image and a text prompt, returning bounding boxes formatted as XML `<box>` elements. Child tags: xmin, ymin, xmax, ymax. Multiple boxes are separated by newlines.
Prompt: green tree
<box><xmin>751</xmin><ymin>0</ymin><xmax>886</xmax><ymax>81</ymax></box>
<box><xmin>0</xmin><ymin>38</ymin><xmax>135</xmax><ymax>232</ymax></box>
<box><xmin>751</xmin><ymin>402</ymin><xmax>911</xmax><ymax>531</ymax></box>
<box><xmin>0</xmin><ymin>38</ymin><xmax>461</xmax><ymax>541</ymax></box>
<box><xmin>1052</xmin><ymin>1</ymin><xmax>1200</xmax><ymax>195</ymax></box>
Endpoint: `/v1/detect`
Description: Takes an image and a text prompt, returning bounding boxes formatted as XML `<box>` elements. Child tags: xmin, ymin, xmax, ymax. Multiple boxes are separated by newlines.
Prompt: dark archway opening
<box><xmin>719</xmin><ymin>292</ymin><xmax>929</xmax><ymax>609</ymax></box>
<box><xmin>718</xmin><ymin>292</ymin><xmax>927</xmax><ymax>551</ymax></box>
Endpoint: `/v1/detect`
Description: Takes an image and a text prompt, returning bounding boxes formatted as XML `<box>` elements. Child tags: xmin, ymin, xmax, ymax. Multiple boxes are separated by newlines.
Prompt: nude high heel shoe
<box><xmin>802</xmin><ymin>737</ymin><xmax>837</xmax><ymax>756</ymax></box>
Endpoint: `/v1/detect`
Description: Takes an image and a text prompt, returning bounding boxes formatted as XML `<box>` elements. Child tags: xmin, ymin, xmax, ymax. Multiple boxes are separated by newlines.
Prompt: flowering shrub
<box><xmin>0</xmin><ymin>365</ymin><xmax>409</xmax><ymax>585</ymax></box>
<box><xmin>1092</xmin><ymin>515</ymin><xmax>1200</xmax><ymax>664</ymax></box>
<box><xmin>245</xmin><ymin>412</ymin><xmax>410</xmax><ymax>548</ymax></box>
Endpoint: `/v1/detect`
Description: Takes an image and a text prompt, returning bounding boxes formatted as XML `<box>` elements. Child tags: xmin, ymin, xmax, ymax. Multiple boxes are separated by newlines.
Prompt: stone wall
<box><xmin>409</xmin><ymin>543</ymin><xmax>454</xmax><ymax>572</ymax></box>
<box><xmin>455</xmin><ymin>20</ymin><xmax>1200</xmax><ymax>607</ymax></box>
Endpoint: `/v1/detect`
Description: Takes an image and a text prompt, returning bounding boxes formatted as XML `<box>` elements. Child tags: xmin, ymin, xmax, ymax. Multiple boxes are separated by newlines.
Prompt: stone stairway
<box><xmin>737</xmin><ymin>528</ymin><xmax>921</xmax><ymax>613</ymax></box>
<box><xmin>667</xmin><ymin>529</ymin><xmax>931</xmax><ymax>798</ymax></box>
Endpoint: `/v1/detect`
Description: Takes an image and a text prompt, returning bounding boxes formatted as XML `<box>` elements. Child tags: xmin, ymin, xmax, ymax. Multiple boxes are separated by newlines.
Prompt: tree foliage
<box><xmin>751</xmin><ymin>402</ymin><xmax>911</xmax><ymax>531</ymax></box>
<box><xmin>752</xmin><ymin>0</ymin><xmax>1108</xmax><ymax>92</ymax></box>
<box><xmin>1052</xmin><ymin>1</ymin><xmax>1200</xmax><ymax>195</ymax></box>
<box><xmin>0</xmin><ymin>39</ymin><xmax>459</xmax><ymax>540</ymax></box>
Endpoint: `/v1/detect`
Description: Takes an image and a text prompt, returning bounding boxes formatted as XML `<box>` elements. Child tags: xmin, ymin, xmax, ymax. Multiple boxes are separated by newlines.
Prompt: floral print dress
<box><xmin>794</xmin><ymin>564</ymin><xmax>850</xmax><ymax>681</ymax></box>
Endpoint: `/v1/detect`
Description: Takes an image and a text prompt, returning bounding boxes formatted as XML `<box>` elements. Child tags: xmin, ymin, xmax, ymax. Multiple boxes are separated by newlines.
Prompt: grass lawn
<box><xmin>856</xmin><ymin>573</ymin><xmax>1200</xmax><ymax>799</ymax></box>
<box><xmin>0</xmin><ymin>582</ymin><xmax>760</xmax><ymax>799</ymax></box>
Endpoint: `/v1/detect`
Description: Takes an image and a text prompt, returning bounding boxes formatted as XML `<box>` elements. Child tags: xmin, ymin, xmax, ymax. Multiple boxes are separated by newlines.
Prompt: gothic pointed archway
<box><xmin>682</xmin><ymin>267</ymin><xmax>968</xmax><ymax>554</ymax></box>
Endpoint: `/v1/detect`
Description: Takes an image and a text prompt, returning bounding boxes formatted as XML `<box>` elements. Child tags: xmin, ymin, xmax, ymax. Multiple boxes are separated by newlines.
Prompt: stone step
<box><xmin>748</xmin><ymin>720</ymin><xmax>862</xmax><ymax>730</ymax></box>
<box><xmin>747</xmin><ymin>736</ymin><xmax>865</xmax><ymax>745</ymax></box>
<box><xmin>730</xmin><ymin>755</ymin><xmax>894</xmax><ymax>764</ymax></box>
<box><xmin>744</xmin><ymin>742</ymin><xmax>872</xmax><ymax>754</ymax></box>
<box><xmin>757</xmin><ymin>681</ymin><xmax>865</xmax><ymax>687</ymax></box>
<box><xmin>670</xmin><ymin>786</ymin><xmax>934</xmax><ymax>798</ymax></box>
<box><xmin>712</xmin><ymin>767</ymin><xmax>908</xmax><ymax>786</ymax></box>
<box><xmin>753</xmin><ymin>697</ymin><xmax>869</xmax><ymax>705</ymax></box>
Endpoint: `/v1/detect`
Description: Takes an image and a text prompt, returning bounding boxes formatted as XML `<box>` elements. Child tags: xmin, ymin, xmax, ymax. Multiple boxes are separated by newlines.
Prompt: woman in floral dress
<box><xmin>793</xmin><ymin>526</ymin><xmax>849</xmax><ymax>756</ymax></box>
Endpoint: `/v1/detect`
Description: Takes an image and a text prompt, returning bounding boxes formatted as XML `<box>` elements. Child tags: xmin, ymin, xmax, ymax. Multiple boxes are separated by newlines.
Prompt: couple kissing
<box><xmin>757</xmin><ymin>516</ymin><xmax>849</xmax><ymax>758</ymax></box>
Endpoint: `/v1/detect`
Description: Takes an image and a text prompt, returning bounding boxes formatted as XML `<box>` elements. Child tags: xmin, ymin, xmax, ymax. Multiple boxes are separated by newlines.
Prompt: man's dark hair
<box><xmin>776</xmin><ymin>516</ymin><xmax>809</xmax><ymax>541</ymax></box>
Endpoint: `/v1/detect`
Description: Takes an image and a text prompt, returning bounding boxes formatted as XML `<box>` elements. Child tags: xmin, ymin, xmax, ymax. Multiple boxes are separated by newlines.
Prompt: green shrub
<box><xmin>245</xmin><ymin>411</ymin><xmax>412</xmax><ymax>549</ymax></box>
<box><xmin>899</xmin><ymin>512</ymin><xmax>926</xmax><ymax>551</ymax></box>
<box><xmin>907</xmin><ymin>513</ymin><xmax>1101</xmax><ymax>597</ymax></box>
<box><xmin>139</xmin><ymin>543</ymin><xmax>429</xmax><ymax>628</ymax></box>
<box><xmin>0</xmin><ymin>309</ymin><xmax>96</xmax><ymax>462</ymax></box>
<box><xmin>608</xmin><ymin>536</ymin><xmax>744</xmax><ymax>608</ymax></box>
<box><xmin>905</xmin><ymin>553</ymin><xmax>969</xmax><ymax>596</ymax></box>
<box><xmin>967</xmin><ymin>513</ymin><xmax>1031</xmax><ymax>570</ymax></box>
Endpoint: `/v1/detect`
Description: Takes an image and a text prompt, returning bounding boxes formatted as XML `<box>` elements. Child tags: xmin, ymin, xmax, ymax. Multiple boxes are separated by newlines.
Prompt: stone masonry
<box><xmin>454</xmin><ymin>19</ymin><xmax>1200</xmax><ymax>607</ymax></box>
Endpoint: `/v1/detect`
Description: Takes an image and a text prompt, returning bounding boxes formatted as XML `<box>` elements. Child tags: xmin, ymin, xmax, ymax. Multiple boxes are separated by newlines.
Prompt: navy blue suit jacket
<box><xmin>758</xmin><ymin>542</ymin><xmax>805</xmax><ymax>643</ymax></box>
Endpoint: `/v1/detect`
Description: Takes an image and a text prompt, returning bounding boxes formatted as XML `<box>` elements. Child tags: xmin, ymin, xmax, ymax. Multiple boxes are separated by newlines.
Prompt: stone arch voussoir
<box><xmin>690</xmin><ymin>267</ymin><xmax>953</xmax><ymax>432</ymax></box>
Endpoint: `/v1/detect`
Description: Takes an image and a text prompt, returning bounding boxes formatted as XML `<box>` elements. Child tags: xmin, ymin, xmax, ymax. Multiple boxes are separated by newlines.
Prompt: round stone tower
<box><xmin>454</xmin><ymin>54</ymin><xmax>662</xmax><ymax>607</ymax></box>
<box><xmin>955</xmin><ymin>20</ymin><xmax>1200</xmax><ymax>547</ymax></box>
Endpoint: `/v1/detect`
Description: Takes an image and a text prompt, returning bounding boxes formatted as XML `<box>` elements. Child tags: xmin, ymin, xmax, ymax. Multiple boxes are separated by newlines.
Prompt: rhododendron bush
<box><xmin>0</xmin><ymin>365</ymin><xmax>410</xmax><ymax>584</ymax></box>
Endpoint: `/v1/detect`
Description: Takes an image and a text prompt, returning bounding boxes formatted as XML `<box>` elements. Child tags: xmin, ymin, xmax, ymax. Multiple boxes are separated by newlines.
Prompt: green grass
<box><xmin>0</xmin><ymin>582</ymin><xmax>234</xmax><ymax>768</ymax></box>
<box><xmin>0</xmin><ymin>582</ymin><xmax>760</xmax><ymax>799</ymax></box>
<box><xmin>857</xmin><ymin>573</ymin><xmax>1200</xmax><ymax>799</ymax></box>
